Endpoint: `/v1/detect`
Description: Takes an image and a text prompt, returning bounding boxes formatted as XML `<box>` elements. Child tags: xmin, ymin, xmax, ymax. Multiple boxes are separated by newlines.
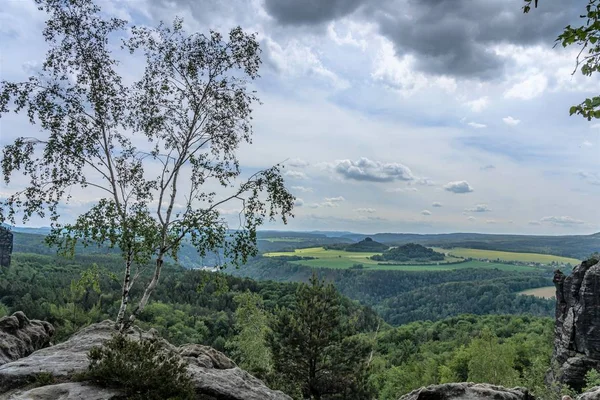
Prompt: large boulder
<box><xmin>0</xmin><ymin>320</ymin><xmax>290</xmax><ymax>400</ymax></box>
<box><xmin>3</xmin><ymin>382</ymin><xmax>123</xmax><ymax>400</ymax></box>
<box><xmin>0</xmin><ymin>312</ymin><xmax>54</xmax><ymax>366</ymax></box>
<box><xmin>398</xmin><ymin>383</ymin><xmax>535</xmax><ymax>400</ymax></box>
<box><xmin>550</xmin><ymin>258</ymin><xmax>600</xmax><ymax>391</ymax></box>
<box><xmin>579</xmin><ymin>386</ymin><xmax>600</xmax><ymax>399</ymax></box>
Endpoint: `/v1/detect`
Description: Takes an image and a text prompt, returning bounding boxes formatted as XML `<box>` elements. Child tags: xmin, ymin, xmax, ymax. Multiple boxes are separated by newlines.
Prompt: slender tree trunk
<box><xmin>123</xmin><ymin>255</ymin><xmax>164</xmax><ymax>330</ymax></box>
<box><xmin>115</xmin><ymin>251</ymin><xmax>133</xmax><ymax>330</ymax></box>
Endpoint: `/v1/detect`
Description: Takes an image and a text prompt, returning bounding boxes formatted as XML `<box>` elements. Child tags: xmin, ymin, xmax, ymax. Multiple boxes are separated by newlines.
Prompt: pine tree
<box><xmin>269</xmin><ymin>273</ymin><xmax>373</xmax><ymax>400</ymax></box>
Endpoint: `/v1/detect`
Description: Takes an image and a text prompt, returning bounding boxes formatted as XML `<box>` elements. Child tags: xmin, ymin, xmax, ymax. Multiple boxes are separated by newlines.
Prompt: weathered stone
<box><xmin>0</xmin><ymin>227</ymin><xmax>12</xmax><ymax>268</ymax></box>
<box><xmin>550</xmin><ymin>258</ymin><xmax>600</xmax><ymax>391</ymax></box>
<box><xmin>188</xmin><ymin>365</ymin><xmax>290</xmax><ymax>400</ymax></box>
<box><xmin>180</xmin><ymin>344</ymin><xmax>237</xmax><ymax>369</ymax></box>
<box><xmin>579</xmin><ymin>386</ymin><xmax>600</xmax><ymax>400</ymax></box>
<box><xmin>398</xmin><ymin>383</ymin><xmax>535</xmax><ymax>400</ymax></box>
<box><xmin>1</xmin><ymin>382</ymin><xmax>123</xmax><ymax>400</ymax></box>
<box><xmin>0</xmin><ymin>312</ymin><xmax>54</xmax><ymax>367</ymax></box>
<box><xmin>0</xmin><ymin>319</ymin><xmax>290</xmax><ymax>399</ymax></box>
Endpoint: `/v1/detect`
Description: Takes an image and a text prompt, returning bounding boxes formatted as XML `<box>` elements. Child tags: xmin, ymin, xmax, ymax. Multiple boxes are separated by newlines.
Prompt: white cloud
<box><xmin>355</xmin><ymin>207</ymin><xmax>376</xmax><ymax>213</ymax></box>
<box><xmin>582</xmin><ymin>140</ymin><xmax>593</xmax><ymax>147</ymax></box>
<box><xmin>264</xmin><ymin>38</ymin><xmax>349</xmax><ymax>90</ymax></box>
<box><xmin>291</xmin><ymin>185</ymin><xmax>313</xmax><ymax>193</ymax></box>
<box><xmin>467</xmin><ymin>216</ymin><xmax>476</xmax><ymax>221</ymax></box>
<box><xmin>577</xmin><ymin>171</ymin><xmax>600</xmax><ymax>185</ymax></box>
<box><xmin>284</xmin><ymin>170</ymin><xmax>308</xmax><ymax>180</ymax></box>
<box><xmin>294</xmin><ymin>198</ymin><xmax>304</xmax><ymax>207</ymax></box>
<box><xmin>504</xmin><ymin>73</ymin><xmax>548</xmax><ymax>100</ymax></box>
<box><xmin>309</xmin><ymin>196</ymin><xmax>345</xmax><ymax>208</ymax></box>
<box><xmin>333</xmin><ymin>157</ymin><xmax>415</xmax><ymax>182</ymax></box>
<box><xmin>480</xmin><ymin>165</ymin><xmax>495</xmax><ymax>171</ymax></box>
<box><xmin>465</xmin><ymin>96</ymin><xmax>490</xmax><ymax>112</ymax></box>
<box><xmin>444</xmin><ymin>181</ymin><xmax>474</xmax><ymax>194</ymax></box>
<box><xmin>465</xmin><ymin>204</ymin><xmax>491</xmax><ymax>212</ymax></box>
<box><xmin>540</xmin><ymin>216</ymin><xmax>584</xmax><ymax>226</ymax></box>
<box><xmin>287</xmin><ymin>158</ymin><xmax>309</xmax><ymax>168</ymax></box>
<box><xmin>386</xmin><ymin>187</ymin><xmax>418</xmax><ymax>193</ymax></box>
<box><xmin>467</xmin><ymin>121</ymin><xmax>487</xmax><ymax>129</ymax></box>
<box><xmin>432</xmin><ymin>202</ymin><xmax>442</xmax><ymax>208</ymax></box>
<box><xmin>412</xmin><ymin>178</ymin><xmax>436</xmax><ymax>186</ymax></box>
<box><xmin>371</xmin><ymin>39</ymin><xmax>457</xmax><ymax>96</ymax></box>
<box><xmin>502</xmin><ymin>116</ymin><xmax>521</xmax><ymax>126</ymax></box>
<box><xmin>528</xmin><ymin>221</ymin><xmax>541</xmax><ymax>226</ymax></box>
<box><xmin>421</xmin><ymin>210</ymin><xmax>432</xmax><ymax>216</ymax></box>
<box><xmin>485</xmin><ymin>219</ymin><xmax>496</xmax><ymax>224</ymax></box>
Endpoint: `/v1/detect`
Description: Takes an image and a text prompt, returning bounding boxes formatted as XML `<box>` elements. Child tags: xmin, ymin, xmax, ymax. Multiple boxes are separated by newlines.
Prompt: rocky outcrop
<box><xmin>398</xmin><ymin>383</ymin><xmax>535</xmax><ymax>400</ymax></box>
<box><xmin>0</xmin><ymin>312</ymin><xmax>54</xmax><ymax>366</ymax></box>
<box><xmin>4</xmin><ymin>382</ymin><xmax>124</xmax><ymax>400</ymax></box>
<box><xmin>579</xmin><ymin>386</ymin><xmax>600</xmax><ymax>400</ymax></box>
<box><xmin>0</xmin><ymin>319</ymin><xmax>290</xmax><ymax>400</ymax></box>
<box><xmin>550</xmin><ymin>258</ymin><xmax>600</xmax><ymax>391</ymax></box>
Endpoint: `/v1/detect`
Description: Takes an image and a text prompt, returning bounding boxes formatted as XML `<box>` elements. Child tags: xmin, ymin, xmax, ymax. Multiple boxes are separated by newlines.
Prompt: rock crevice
<box><xmin>0</xmin><ymin>318</ymin><xmax>289</xmax><ymax>400</ymax></box>
<box><xmin>550</xmin><ymin>258</ymin><xmax>600</xmax><ymax>391</ymax></box>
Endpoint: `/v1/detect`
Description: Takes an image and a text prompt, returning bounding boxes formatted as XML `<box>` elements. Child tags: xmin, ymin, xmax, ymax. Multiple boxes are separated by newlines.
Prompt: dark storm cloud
<box><xmin>371</xmin><ymin>0</ymin><xmax>576</xmax><ymax>79</ymax></box>
<box><xmin>264</xmin><ymin>0</ymin><xmax>578</xmax><ymax>79</ymax></box>
<box><xmin>263</xmin><ymin>0</ymin><xmax>364</xmax><ymax>26</ymax></box>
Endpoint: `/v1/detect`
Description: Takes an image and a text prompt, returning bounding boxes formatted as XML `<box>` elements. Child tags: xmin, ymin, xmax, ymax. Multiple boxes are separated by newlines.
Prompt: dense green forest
<box><xmin>0</xmin><ymin>249</ymin><xmax>564</xmax><ymax>398</ymax></box>
<box><xmin>12</xmin><ymin>228</ymin><xmax>600</xmax><ymax>260</ymax></box>
<box><xmin>371</xmin><ymin>243</ymin><xmax>445</xmax><ymax>262</ymax></box>
<box><xmin>229</xmin><ymin>256</ymin><xmax>555</xmax><ymax>324</ymax></box>
<box><xmin>325</xmin><ymin>237</ymin><xmax>389</xmax><ymax>252</ymax></box>
<box><xmin>0</xmin><ymin>232</ymin><xmax>570</xmax><ymax>398</ymax></box>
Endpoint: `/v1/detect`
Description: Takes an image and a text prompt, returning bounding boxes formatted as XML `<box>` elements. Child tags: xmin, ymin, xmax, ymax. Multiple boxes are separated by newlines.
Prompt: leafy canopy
<box><xmin>524</xmin><ymin>0</ymin><xmax>600</xmax><ymax>119</ymax></box>
<box><xmin>0</xmin><ymin>0</ymin><xmax>294</xmax><ymax>325</ymax></box>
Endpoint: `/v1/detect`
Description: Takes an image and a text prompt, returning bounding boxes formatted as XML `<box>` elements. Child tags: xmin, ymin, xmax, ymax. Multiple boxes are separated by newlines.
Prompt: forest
<box><xmin>0</xmin><ymin>247</ymin><xmax>570</xmax><ymax>399</ymax></box>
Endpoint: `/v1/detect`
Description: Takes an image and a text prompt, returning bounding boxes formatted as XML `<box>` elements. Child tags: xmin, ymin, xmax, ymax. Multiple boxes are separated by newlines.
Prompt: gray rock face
<box><xmin>2</xmin><ymin>382</ymin><xmax>123</xmax><ymax>400</ymax></box>
<box><xmin>579</xmin><ymin>386</ymin><xmax>600</xmax><ymax>400</ymax></box>
<box><xmin>0</xmin><ymin>312</ymin><xmax>54</xmax><ymax>366</ymax></box>
<box><xmin>0</xmin><ymin>319</ymin><xmax>290</xmax><ymax>400</ymax></box>
<box><xmin>398</xmin><ymin>383</ymin><xmax>535</xmax><ymax>400</ymax></box>
<box><xmin>551</xmin><ymin>258</ymin><xmax>600</xmax><ymax>391</ymax></box>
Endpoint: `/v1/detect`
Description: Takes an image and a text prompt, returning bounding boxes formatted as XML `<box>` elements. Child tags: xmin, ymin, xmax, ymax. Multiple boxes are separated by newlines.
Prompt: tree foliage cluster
<box><xmin>230</xmin><ymin>257</ymin><xmax>555</xmax><ymax>325</ymax></box>
<box><xmin>325</xmin><ymin>238</ymin><xmax>389</xmax><ymax>253</ymax></box>
<box><xmin>371</xmin><ymin>243</ymin><xmax>444</xmax><ymax>262</ymax></box>
<box><xmin>0</xmin><ymin>0</ymin><xmax>294</xmax><ymax>331</ymax></box>
<box><xmin>369</xmin><ymin>314</ymin><xmax>565</xmax><ymax>399</ymax></box>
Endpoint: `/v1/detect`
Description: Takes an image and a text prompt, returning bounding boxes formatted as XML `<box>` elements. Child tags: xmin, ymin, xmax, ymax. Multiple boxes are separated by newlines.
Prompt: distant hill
<box><xmin>371</xmin><ymin>243</ymin><xmax>445</xmax><ymax>262</ymax></box>
<box><xmin>339</xmin><ymin>232</ymin><xmax>600</xmax><ymax>260</ymax></box>
<box><xmin>345</xmin><ymin>237</ymin><xmax>389</xmax><ymax>252</ymax></box>
<box><xmin>9</xmin><ymin>226</ymin><xmax>600</xmax><ymax>263</ymax></box>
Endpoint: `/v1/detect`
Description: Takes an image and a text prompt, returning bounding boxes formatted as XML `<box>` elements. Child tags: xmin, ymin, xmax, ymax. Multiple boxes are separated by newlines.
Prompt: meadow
<box><xmin>264</xmin><ymin>247</ymin><xmax>543</xmax><ymax>271</ymax></box>
<box><xmin>519</xmin><ymin>286</ymin><xmax>556</xmax><ymax>299</ymax></box>
<box><xmin>433</xmin><ymin>247</ymin><xmax>580</xmax><ymax>265</ymax></box>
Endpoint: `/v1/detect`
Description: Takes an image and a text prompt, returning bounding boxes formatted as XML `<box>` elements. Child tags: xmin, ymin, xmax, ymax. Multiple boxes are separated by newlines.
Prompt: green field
<box><xmin>433</xmin><ymin>248</ymin><xmax>580</xmax><ymax>265</ymax></box>
<box><xmin>519</xmin><ymin>286</ymin><xmax>556</xmax><ymax>299</ymax></box>
<box><xmin>264</xmin><ymin>247</ymin><xmax>541</xmax><ymax>271</ymax></box>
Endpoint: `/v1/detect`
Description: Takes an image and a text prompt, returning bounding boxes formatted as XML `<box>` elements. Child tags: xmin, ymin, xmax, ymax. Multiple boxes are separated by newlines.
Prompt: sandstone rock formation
<box><xmin>550</xmin><ymin>257</ymin><xmax>600</xmax><ymax>391</ymax></box>
<box><xmin>578</xmin><ymin>386</ymin><xmax>600</xmax><ymax>400</ymax></box>
<box><xmin>0</xmin><ymin>319</ymin><xmax>290</xmax><ymax>400</ymax></box>
<box><xmin>398</xmin><ymin>383</ymin><xmax>535</xmax><ymax>400</ymax></box>
<box><xmin>4</xmin><ymin>382</ymin><xmax>124</xmax><ymax>400</ymax></box>
<box><xmin>0</xmin><ymin>312</ymin><xmax>54</xmax><ymax>366</ymax></box>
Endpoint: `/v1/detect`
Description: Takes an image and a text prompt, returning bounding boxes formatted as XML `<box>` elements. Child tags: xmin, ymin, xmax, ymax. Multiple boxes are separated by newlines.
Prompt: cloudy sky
<box><xmin>1</xmin><ymin>0</ymin><xmax>600</xmax><ymax>235</ymax></box>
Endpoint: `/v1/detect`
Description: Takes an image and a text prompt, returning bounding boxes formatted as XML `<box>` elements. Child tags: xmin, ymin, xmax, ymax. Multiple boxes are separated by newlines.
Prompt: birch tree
<box><xmin>0</xmin><ymin>0</ymin><xmax>294</xmax><ymax>330</ymax></box>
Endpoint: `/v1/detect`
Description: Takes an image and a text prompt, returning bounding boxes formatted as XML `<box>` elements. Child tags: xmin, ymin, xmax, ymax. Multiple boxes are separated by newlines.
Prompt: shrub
<box><xmin>84</xmin><ymin>334</ymin><xmax>194</xmax><ymax>400</ymax></box>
